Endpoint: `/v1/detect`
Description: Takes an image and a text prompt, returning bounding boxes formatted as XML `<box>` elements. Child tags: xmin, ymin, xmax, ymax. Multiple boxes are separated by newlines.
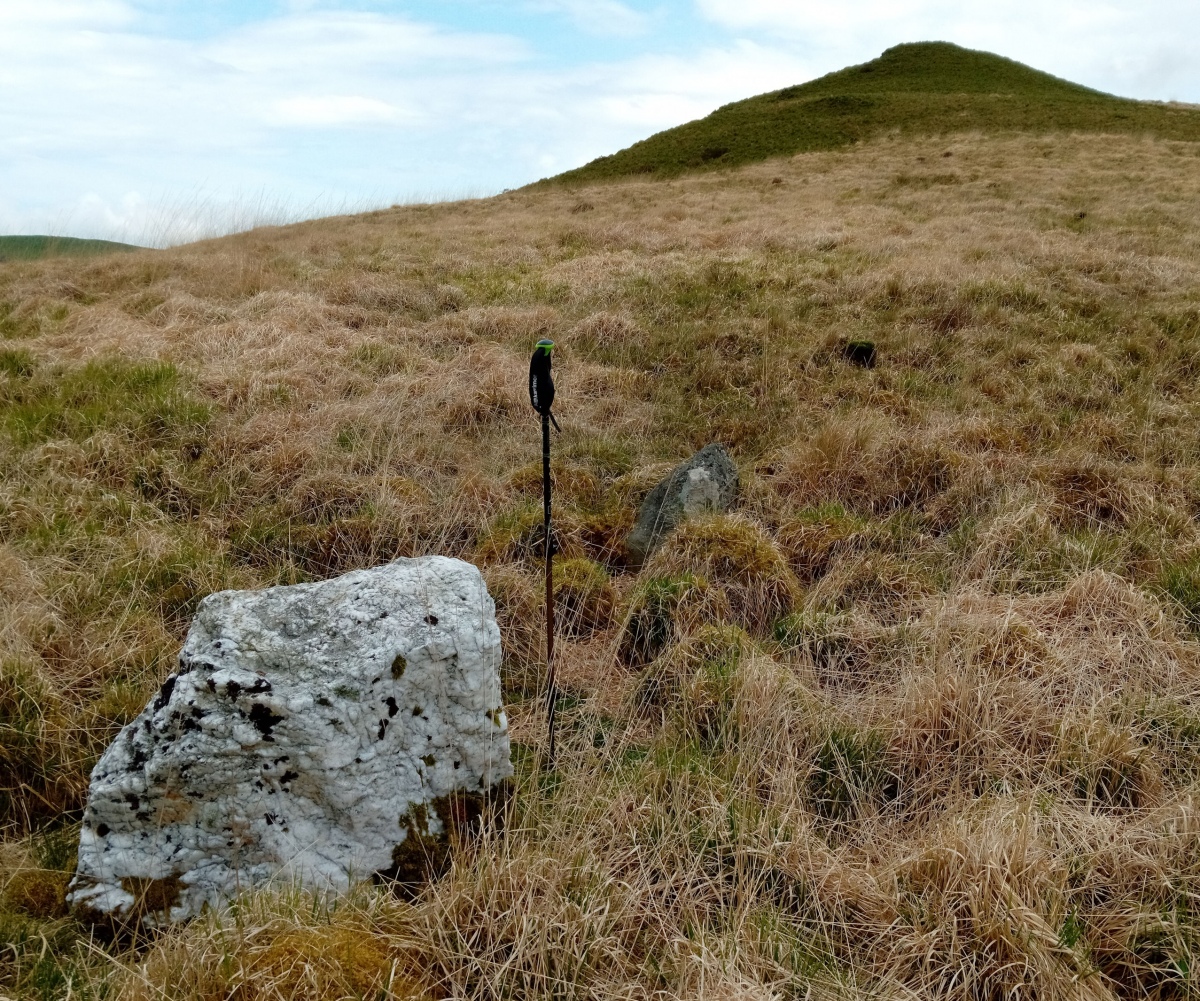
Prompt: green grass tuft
<box><xmin>619</xmin><ymin>572</ymin><xmax>705</xmax><ymax>667</ymax></box>
<box><xmin>1158</xmin><ymin>555</ymin><xmax>1200</xmax><ymax>631</ymax></box>
<box><xmin>0</xmin><ymin>359</ymin><xmax>210</xmax><ymax>448</ymax></box>
<box><xmin>0</xmin><ymin>349</ymin><xmax>35</xmax><ymax>379</ymax></box>
<box><xmin>810</xmin><ymin>726</ymin><xmax>895</xmax><ymax>819</ymax></box>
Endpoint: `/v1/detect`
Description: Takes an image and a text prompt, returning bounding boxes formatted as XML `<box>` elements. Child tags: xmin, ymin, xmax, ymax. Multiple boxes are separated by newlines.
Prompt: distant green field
<box><xmin>553</xmin><ymin>41</ymin><xmax>1200</xmax><ymax>183</ymax></box>
<box><xmin>0</xmin><ymin>235</ymin><xmax>143</xmax><ymax>262</ymax></box>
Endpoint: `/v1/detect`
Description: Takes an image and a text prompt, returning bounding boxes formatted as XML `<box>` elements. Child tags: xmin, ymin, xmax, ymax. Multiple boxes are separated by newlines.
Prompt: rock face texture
<box><xmin>626</xmin><ymin>444</ymin><xmax>739</xmax><ymax>566</ymax></box>
<box><xmin>67</xmin><ymin>556</ymin><xmax>512</xmax><ymax>928</ymax></box>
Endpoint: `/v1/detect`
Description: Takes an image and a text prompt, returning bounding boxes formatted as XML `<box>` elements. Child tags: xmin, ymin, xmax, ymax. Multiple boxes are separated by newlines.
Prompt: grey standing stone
<box><xmin>625</xmin><ymin>444</ymin><xmax>739</xmax><ymax>566</ymax></box>
<box><xmin>67</xmin><ymin>556</ymin><xmax>511</xmax><ymax>928</ymax></box>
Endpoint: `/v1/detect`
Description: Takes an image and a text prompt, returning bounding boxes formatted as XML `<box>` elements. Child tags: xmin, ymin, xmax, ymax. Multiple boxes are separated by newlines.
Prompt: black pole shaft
<box><xmin>543</xmin><ymin>412</ymin><xmax>558</xmax><ymax>766</ymax></box>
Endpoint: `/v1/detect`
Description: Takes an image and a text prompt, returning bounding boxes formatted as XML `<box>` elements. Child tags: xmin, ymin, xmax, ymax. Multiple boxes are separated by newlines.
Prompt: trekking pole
<box><xmin>528</xmin><ymin>339</ymin><xmax>561</xmax><ymax>766</ymax></box>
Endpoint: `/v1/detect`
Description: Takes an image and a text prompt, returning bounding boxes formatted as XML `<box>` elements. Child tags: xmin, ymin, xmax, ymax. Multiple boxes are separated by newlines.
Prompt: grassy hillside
<box><xmin>5</xmin><ymin>132</ymin><xmax>1200</xmax><ymax>999</ymax></box>
<box><xmin>0</xmin><ymin>236</ymin><xmax>142</xmax><ymax>262</ymax></box>
<box><xmin>555</xmin><ymin>42</ymin><xmax>1200</xmax><ymax>182</ymax></box>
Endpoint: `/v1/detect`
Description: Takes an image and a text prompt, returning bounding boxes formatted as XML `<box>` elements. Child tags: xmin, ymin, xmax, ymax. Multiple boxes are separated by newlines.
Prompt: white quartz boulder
<box><xmin>67</xmin><ymin>556</ymin><xmax>512</xmax><ymax>928</ymax></box>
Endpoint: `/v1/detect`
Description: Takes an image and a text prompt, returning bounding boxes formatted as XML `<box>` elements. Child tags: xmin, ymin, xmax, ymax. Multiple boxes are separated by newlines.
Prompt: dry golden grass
<box><xmin>5</xmin><ymin>132</ymin><xmax>1200</xmax><ymax>999</ymax></box>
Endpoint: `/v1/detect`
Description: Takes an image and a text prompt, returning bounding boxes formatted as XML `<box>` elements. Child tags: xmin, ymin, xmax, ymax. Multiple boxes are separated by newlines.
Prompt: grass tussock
<box><xmin>5</xmin><ymin>132</ymin><xmax>1200</xmax><ymax>998</ymax></box>
<box><xmin>640</xmin><ymin>513</ymin><xmax>800</xmax><ymax>633</ymax></box>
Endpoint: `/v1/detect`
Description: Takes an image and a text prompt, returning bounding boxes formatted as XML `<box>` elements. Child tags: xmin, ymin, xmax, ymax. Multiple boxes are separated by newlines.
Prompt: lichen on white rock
<box><xmin>67</xmin><ymin>556</ymin><xmax>512</xmax><ymax>927</ymax></box>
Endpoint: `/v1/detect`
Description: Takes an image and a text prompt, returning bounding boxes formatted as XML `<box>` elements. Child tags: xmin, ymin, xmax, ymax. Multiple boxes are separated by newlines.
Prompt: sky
<box><xmin>2</xmin><ymin>0</ymin><xmax>1198</xmax><ymax>246</ymax></box>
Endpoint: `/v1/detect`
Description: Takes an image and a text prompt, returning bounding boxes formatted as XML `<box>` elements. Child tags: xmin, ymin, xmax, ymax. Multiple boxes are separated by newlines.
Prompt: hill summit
<box><xmin>554</xmin><ymin>41</ymin><xmax>1200</xmax><ymax>183</ymax></box>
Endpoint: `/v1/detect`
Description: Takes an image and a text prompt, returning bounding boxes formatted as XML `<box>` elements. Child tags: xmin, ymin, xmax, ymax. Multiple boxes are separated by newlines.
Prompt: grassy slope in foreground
<box><xmin>0</xmin><ymin>236</ymin><xmax>142</xmax><ymax>262</ymax></box>
<box><xmin>8</xmin><ymin>133</ymin><xmax>1200</xmax><ymax>999</ymax></box>
<box><xmin>555</xmin><ymin>41</ymin><xmax>1200</xmax><ymax>182</ymax></box>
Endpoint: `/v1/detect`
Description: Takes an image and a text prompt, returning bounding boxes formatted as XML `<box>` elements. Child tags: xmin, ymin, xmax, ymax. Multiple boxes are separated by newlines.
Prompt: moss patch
<box><xmin>377</xmin><ymin>785</ymin><xmax>511</xmax><ymax>892</ymax></box>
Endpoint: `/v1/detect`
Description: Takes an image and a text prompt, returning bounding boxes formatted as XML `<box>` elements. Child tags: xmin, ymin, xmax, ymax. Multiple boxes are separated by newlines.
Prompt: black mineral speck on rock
<box><xmin>378</xmin><ymin>719</ymin><xmax>389</xmax><ymax>740</ymax></box>
<box><xmin>225</xmin><ymin>680</ymin><xmax>242</xmax><ymax>700</ymax></box>
<box><xmin>248</xmin><ymin>702</ymin><xmax>286</xmax><ymax>740</ymax></box>
<box><xmin>385</xmin><ymin>697</ymin><xmax>399</xmax><ymax>717</ymax></box>
<box><xmin>152</xmin><ymin>676</ymin><xmax>176</xmax><ymax>713</ymax></box>
<box><xmin>96</xmin><ymin>824</ymin><xmax>110</xmax><ymax>837</ymax></box>
<box><xmin>280</xmin><ymin>770</ymin><xmax>299</xmax><ymax>784</ymax></box>
<box><xmin>424</xmin><ymin>614</ymin><xmax>438</xmax><ymax>625</ymax></box>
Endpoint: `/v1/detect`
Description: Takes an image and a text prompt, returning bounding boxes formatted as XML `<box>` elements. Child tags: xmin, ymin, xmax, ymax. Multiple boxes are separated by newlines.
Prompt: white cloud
<box><xmin>698</xmin><ymin>0</ymin><xmax>944</xmax><ymax>34</ymax></box>
<box><xmin>270</xmin><ymin>95</ymin><xmax>413</xmax><ymax>127</ymax></box>
<box><xmin>529</xmin><ymin>0</ymin><xmax>650</xmax><ymax>37</ymax></box>
<box><xmin>0</xmin><ymin>9</ymin><xmax>527</xmax><ymax>157</ymax></box>
<box><xmin>583</xmin><ymin>41</ymin><xmax>812</xmax><ymax>127</ymax></box>
<box><xmin>209</xmin><ymin>11</ymin><xmax>527</xmax><ymax>72</ymax></box>
<box><xmin>696</xmin><ymin>0</ymin><xmax>1140</xmax><ymax>37</ymax></box>
<box><xmin>0</xmin><ymin>0</ymin><xmax>134</xmax><ymax>29</ymax></box>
